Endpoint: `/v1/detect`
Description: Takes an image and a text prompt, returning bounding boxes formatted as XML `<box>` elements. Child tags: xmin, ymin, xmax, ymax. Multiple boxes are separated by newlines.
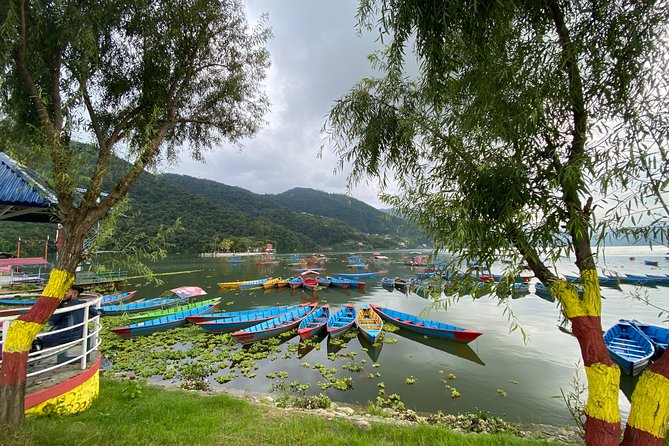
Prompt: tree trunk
<box><xmin>552</xmin><ymin>270</ymin><xmax>622</xmax><ymax>446</ymax></box>
<box><xmin>621</xmin><ymin>351</ymin><xmax>669</xmax><ymax>445</ymax></box>
<box><xmin>0</xmin><ymin>221</ymin><xmax>85</xmax><ymax>425</ymax></box>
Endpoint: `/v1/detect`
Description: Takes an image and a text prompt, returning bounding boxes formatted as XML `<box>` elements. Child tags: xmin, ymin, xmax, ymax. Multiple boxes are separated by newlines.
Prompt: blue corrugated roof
<box><xmin>0</xmin><ymin>152</ymin><xmax>58</xmax><ymax>222</ymax></box>
<box><xmin>0</xmin><ymin>152</ymin><xmax>56</xmax><ymax>206</ymax></box>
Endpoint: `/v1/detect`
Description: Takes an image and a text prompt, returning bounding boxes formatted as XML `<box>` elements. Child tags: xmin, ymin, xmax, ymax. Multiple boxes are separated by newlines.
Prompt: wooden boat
<box><xmin>326</xmin><ymin>304</ymin><xmax>356</xmax><ymax>338</ymax></box>
<box><xmin>262</xmin><ymin>277</ymin><xmax>282</xmax><ymax>289</ymax></box>
<box><xmin>0</xmin><ymin>298</ymin><xmax>38</xmax><ymax>306</ymax></box>
<box><xmin>317</xmin><ymin>277</ymin><xmax>331</xmax><ymax>287</ymax></box>
<box><xmin>169</xmin><ymin>286</ymin><xmax>207</xmax><ymax>299</ymax></box>
<box><xmin>111</xmin><ymin>301</ymin><xmax>218</xmax><ymax>338</ymax></box>
<box><xmin>100</xmin><ymin>298</ymin><xmax>181</xmax><ymax>316</ymax></box>
<box><xmin>0</xmin><ymin>306</ymin><xmax>31</xmax><ymax>317</ymax></box>
<box><xmin>370</xmin><ymin>304</ymin><xmax>483</xmax><ymax>343</ymax></box>
<box><xmin>298</xmin><ymin>304</ymin><xmax>330</xmax><ymax>340</ymax></box>
<box><xmin>303</xmin><ymin>277</ymin><xmax>319</xmax><ymax>291</ymax></box>
<box><xmin>191</xmin><ymin>304</ymin><xmax>301</xmax><ymax>331</ymax></box>
<box><xmin>291</xmin><ymin>267</ymin><xmax>326</xmax><ymax>274</ymax></box>
<box><xmin>627</xmin><ymin>319</ymin><xmax>669</xmax><ymax>357</ymax></box>
<box><xmin>218</xmin><ymin>280</ymin><xmax>246</xmax><ymax>290</ymax></box>
<box><xmin>380</xmin><ymin>277</ymin><xmax>395</xmax><ymax>287</ymax></box>
<box><xmin>326</xmin><ymin>276</ymin><xmax>350</xmax><ymax>288</ymax></box>
<box><xmin>334</xmin><ymin>272</ymin><xmax>378</xmax><ymax>280</ymax></box>
<box><xmin>232</xmin><ymin>304</ymin><xmax>317</xmax><ymax>345</ymax></box>
<box><xmin>646</xmin><ymin>275</ymin><xmax>669</xmax><ymax>286</ymax></box>
<box><xmin>276</xmin><ymin>279</ymin><xmax>290</xmax><ymax>288</ymax></box>
<box><xmin>128</xmin><ymin>298</ymin><xmax>221</xmax><ymax>323</ymax></box>
<box><xmin>239</xmin><ymin>277</ymin><xmax>272</xmax><ymax>289</ymax></box>
<box><xmin>355</xmin><ymin>305</ymin><xmax>384</xmax><ymax>344</ymax></box>
<box><xmin>604</xmin><ymin>320</ymin><xmax>655</xmax><ymax>376</ymax></box>
<box><xmin>394</xmin><ymin>278</ymin><xmax>409</xmax><ymax>289</ymax></box>
<box><xmin>604</xmin><ymin>274</ymin><xmax>657</xmax><ymax>286</ymax></box>
<box><xmin>100</xmin><ymin>290</ymin><xmax>137</xmax><ymax>305</ymax></box>
<box><xmin>288</xmin><ymin>277</ymin><xmax>303</xmax><ymax>289</ymax></box>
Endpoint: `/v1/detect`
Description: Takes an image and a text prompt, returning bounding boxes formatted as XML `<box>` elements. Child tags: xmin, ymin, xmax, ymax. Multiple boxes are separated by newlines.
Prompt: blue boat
<box><xmin>370</xmin><ymin>304</ymin><xmax>483</xmax><ymax>343</ymax></box>
<box><xmin>0</xmin><ymin>298</ymin><xmax>38</xmax><ymax>306</ymax></box>
<box><xmin>239</xmin><ymin>277</ymin><xmax>272</xmax><ymax>289</ymax></box>
<box><xmin>101</xmin><ymin>290</ymin><xmax>137</xmax><ymax>305</ymax></box>
<box><xmin>327</xmin><ymin>304</ymin><xmax>356</xmax><ymax>338</ymax></box>
<box><xmin>191</xmin><ymin>304</ymin><xmax>301</xmax><ymax>332</ymax></box>
<box><xmin>111</xmin><ymin>300</ymin><xmax>218</xmax><ymax>338</ymax></box>
<box><xmin>646</xmin><ymin>275</ymin><xmax>669</xmax><ymax>286</ymax></box>
<box><xmin>232</xmin><ymin>304</ymin><xmax>317</xmax><ymax>345</ymax></box>
<box><xmin>317</xmin><ymin>277</ymin><xmax>331</xmax><ymax>287</ymax></box>
<box><xmin>627</xmin><ymin>319</ymin><xmax>669</xmax><ymax>357</ymax></box>
<box><xmin>298</xmin><ymin>304</ymin><xmax>330</xmax><ymax>340</ymax></box>
<box><xmin>355</xmin><ymin>305</ymin><xmax>383</xmax><ymax>344</ymax></box>
<box><xmin>604</xmin><ymin>274</ymin><xmax>657</xmax><ymax>286</ymax></box>
<box><xmin>380</xmin><ymin>277</ymin><xmax>395</xmax><ymax>287</ymax></box>
<box><xmin>604</xmin><ymin>320</ymin><xmax>655</xmax><ymax>376</ymax></box>
<box><xmin>288</xmin><ymin>277</ymin><xmax>304</xmax><ymax>289</ymax></box>
<box><xmin>326</xmin><ymin>276</ymin><xmax>350</xmax><ymax>288</ymax></box>
<box><xmin>100</xmin><ymin>298</ymin><xmax>181</xmax><ymax>316</ymax></box>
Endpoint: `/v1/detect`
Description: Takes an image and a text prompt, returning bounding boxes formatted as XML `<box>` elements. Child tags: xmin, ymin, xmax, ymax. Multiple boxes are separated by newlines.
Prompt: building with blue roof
<box><xmin>0</xmin><ymin>152</ymin><xmax>58</xmax><ymax>223</ymax></box>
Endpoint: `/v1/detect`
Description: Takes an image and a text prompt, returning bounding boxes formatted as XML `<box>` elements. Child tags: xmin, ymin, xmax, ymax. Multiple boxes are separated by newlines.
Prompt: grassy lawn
<box><xmin>2</xmin><ymin>378</ymin><xmax>571</xmax><ymax>446</ymax></box>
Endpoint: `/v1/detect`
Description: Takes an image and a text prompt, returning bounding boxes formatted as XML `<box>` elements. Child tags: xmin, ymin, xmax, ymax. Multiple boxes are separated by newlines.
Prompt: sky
<box><xmin>164</xmin><ymin>0</ymin><xmax>393</xmax><ymax>208</ymax></box>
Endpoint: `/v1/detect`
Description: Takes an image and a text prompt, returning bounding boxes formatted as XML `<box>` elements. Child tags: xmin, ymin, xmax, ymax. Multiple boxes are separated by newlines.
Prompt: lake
<box><xmin>119</xmin><ymin>246</ymin><xmax>667</xmax><ymax>426</ymax></box>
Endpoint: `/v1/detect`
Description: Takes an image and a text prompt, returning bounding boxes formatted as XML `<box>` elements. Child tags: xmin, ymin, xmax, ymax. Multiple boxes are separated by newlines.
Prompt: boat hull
<box><xmin>370</xmin><ymin>304</ymin><xmax>482</xmax><ymax>343</ymax></box>
<box><xmin>232</xmin><ymin>304</ymin><xmax>317</xmax><ymax>345</ymax></box>
<box><xmin>326</xmin><ymin>304</ymin><xmax>356</xmax><ymax>338</ymax></box>
<box><xmin>298</xmin><ymin>305</ymin><xmax>330</xmax><ymax>340</ymax></box>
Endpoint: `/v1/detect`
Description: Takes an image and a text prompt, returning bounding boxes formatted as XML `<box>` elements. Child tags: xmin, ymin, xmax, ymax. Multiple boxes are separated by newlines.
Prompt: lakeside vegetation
<box><xmin>4</xmin><ymin>378</ymin><xmax>570</xmax><ymax>446</ymax></box>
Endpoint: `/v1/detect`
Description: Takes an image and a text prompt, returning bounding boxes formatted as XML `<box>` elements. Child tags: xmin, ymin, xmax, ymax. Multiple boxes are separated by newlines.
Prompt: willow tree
<box><xmin>326</xmin><ymin>1</ymin><xmax>669</xmax><ymax>445</ymax></box>
<box><xmin>0</xmin><ymin>0</ymin><xmax>270</xmax><ymax>424</ymax></box>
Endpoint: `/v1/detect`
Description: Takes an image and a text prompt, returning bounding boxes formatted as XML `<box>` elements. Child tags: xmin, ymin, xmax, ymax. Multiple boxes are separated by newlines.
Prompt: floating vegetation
<box><xmin>510</xmin><ymin>380</ymin><xmax>519</xmax><ymax>385</ymax></box>
<box><xmin>332</xmin><ymin>377</ymin><xmax>353</xmax><ymax>391</ymax></box>
<box><xmin>497</xmin><ymin>388</ymin><xmax>508</xmax><ymax>397</ymax></box>
<box><xmin>382</xmin><ymin>322</ymin><xmax>400</xmax><ymax>333</ymax></box>
<box><xmin>405</xmin><ymin>376</ymin><xmax>417</xmax><ymax>385</ymax></box>
<box><xmin>342</xmin><ymin>362</ymin><xmax>363</xmax><ymax>373</ymax></box>
<box><xmin>300</xmin><ymin>362</ymin><xmax>311</xmax><ymax>368</ymax></box>
<box><xmin>448</xmin><ymin>373</ymin><xmax>456</xmax><ymax>380</ymax></box>
<box><xmin>215</xmin><ymin>373</ymin><xmax>238</xmax><ymax>384</ymax></box>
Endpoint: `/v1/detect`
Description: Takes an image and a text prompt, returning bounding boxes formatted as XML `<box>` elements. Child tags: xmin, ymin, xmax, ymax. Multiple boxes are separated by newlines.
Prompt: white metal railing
<box><xmin>0</xmin><ymin>294</ymin><xmax>102</xmax><ymax>378</ymax></box>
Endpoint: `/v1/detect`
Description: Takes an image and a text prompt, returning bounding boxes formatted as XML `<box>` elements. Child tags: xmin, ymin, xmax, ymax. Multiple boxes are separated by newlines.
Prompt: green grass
<box><xmin>2</xmin><ymin>378</ymin><xmax>570</xmax><ymax>446</ymax></box>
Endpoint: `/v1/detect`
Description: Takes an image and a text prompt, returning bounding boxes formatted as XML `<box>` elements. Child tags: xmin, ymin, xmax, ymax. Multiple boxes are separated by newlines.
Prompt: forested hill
<box><xmin>0</xmin><ymin>166</ymin><xmax>420</xmax><ymax>255</ymax></box>
<box><xmin>162</xmin><ymin>174</ymin><xmax>421</xmax><ymax>241</ymax></box>
<box><xmin>266</xmin><ymin>187</ymin><xmax>407</xmax><ymax>235</ymax></box>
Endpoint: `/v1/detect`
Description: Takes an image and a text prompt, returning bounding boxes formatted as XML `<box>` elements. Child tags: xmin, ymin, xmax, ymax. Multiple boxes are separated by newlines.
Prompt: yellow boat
<box><xmin>262</xmin><ymin>277</ymin><xmax>282</xmax><ymax>289</ymax></box>
<box><xmin>218</xmin><ymin>280</ymin><xmax>245</xmax><ymax>290</ymax></box>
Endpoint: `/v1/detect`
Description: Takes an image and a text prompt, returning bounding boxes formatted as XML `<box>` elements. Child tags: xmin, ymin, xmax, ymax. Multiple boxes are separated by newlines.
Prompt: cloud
<box><xmin>165</xmin><ymin>0</ymin><xmax>392</xmax><ymax>208</ymax></box>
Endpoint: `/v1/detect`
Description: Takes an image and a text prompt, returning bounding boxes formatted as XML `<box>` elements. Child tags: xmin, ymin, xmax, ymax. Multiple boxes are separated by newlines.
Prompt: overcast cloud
<box><xmin>164</xmin><ymin>0</ymin><xmax>394</xmax><ymax>208</ymax></box>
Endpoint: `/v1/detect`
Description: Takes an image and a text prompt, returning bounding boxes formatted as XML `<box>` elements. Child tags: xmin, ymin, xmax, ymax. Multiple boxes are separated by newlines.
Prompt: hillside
<box><xmin>162</xmin><ymin>174</ymin><xmax>420</xmax><ymax>250</ymax></box>
<box><xmin>266</xmin><ymin>187</ymin><xmax>407</xmax><ymax>235</ymax></box>
<box><xmin>0</xmin><ymin>159</ymin><xmax>420</xmax><ymax>255</ymax></box>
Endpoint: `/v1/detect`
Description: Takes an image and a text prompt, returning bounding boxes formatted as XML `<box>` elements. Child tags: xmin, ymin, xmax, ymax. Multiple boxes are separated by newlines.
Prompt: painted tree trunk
<box><xmin>0</xmin><ymin>269</ymin><xmax>74</xmax><ymax>424</ymax></box>
<box><xmin>552</xmin><ymin>269</ymin><xmax>622</xmax><ymax>446</ymax></box>
<box><xmin>621</xmin><ymin>351</ymin><xmax>669</xmax><ymax>445</ymax></box>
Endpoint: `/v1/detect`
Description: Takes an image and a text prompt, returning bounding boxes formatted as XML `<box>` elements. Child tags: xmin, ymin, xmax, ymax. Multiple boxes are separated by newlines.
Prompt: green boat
<box><xmin>128</xmin><ymin>298</ymin><xmax>221</xmax><ymax>323</ymax></box>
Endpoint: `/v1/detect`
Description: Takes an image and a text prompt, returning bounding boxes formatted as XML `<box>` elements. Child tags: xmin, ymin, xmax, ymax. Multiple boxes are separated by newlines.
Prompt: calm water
<box><xmin>121</xmin><ymin>247</ymin><xmax>668</xmax><ymax>425</ymax></box>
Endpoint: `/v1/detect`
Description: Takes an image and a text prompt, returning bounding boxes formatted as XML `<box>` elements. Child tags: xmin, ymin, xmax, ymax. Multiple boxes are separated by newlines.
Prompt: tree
<box><xmin>0</xmin><ymin>0</ymin><xmax>270</xmax><ymax>424</ymax></box>
<box><xmin>325</xmin><ymin>1</ymin><xmax>669</xmax><ymax>445</ymax></box>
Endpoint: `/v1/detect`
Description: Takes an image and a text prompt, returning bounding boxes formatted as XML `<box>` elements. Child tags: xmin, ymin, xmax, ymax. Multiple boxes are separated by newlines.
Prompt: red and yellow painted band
<box><xmin>25</xmin><ymin>356</ymin><xmax>101</xmax><ymax>416</ymax></box>
<box><xmin>584</xmin><ymin>362</ymin><xmax>620</xmax><ymax>424</ymax></box>
<box><xmin>626</xmin><ymin>369</ymin><xmax>669</xmax><ymax>439</ymax></box>
<box><xmin>552</xmin><ymin>268</ymin><xmax>601</xmax><ymax>318</ymax></box>
<box><xmin>3</xmin><ymin>269</ymin><xmax>74</xmax><ymax>353</ymax></box>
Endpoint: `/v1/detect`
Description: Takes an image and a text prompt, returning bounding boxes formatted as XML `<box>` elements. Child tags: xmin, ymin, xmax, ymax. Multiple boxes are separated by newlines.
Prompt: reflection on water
<box><xmin>392</xmin><ymin>329</ymin><xmax>486</xmax><ymax>366</ymax></box>
<box><xmin>357</xmin><ymin>333</ymin><xmax>383</xmax><ymax>362</ymax></box>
